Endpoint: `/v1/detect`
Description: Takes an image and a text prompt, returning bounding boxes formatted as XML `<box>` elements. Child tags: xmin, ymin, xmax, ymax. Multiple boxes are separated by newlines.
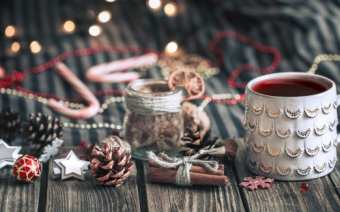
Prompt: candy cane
<box><xmin>86</xmin><ymin>53</ymin><xmax>158</xmax><ymax>83</ymax></box>
<box><xmin>47</xmin><ymin>63</ymin><xmax>99</xmax><ymax>119</ymax></box>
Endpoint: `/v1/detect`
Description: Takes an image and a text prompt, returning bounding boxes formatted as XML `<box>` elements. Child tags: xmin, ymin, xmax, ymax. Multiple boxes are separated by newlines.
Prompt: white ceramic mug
<box><xmin>244</xmin><ymin>72</ymin><xmax>339</xmax><ymax>181</ymax></box>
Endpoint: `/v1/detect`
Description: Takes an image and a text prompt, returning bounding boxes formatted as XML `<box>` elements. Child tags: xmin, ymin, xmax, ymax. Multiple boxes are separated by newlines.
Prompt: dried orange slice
<box><xmin>168</xmin><ymin>70</ymin><xmax>205</xmax><ymax>100</ymax></box>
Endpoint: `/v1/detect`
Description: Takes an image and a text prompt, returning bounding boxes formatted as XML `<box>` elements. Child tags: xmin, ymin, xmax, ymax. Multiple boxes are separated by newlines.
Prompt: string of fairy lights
<box><xmin>3</xmin><ymin>0</ymin><xmax>180</xmax><ymax>56</ymax></box>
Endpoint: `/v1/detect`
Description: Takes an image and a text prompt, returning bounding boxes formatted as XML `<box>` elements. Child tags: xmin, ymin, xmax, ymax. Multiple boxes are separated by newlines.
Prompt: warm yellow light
<box><xmin>30</xmin><ymin>41</ymin><xmax>42</xmax><ymax>54</ymax></box>
<box><xmin>63</xmin><ymin>20</ymin><xmax>75</xmax><ymax>33</ymax></box>
<box><xmin>5</xmin><ymin>25</ymin><xmax>16</xmax><ymax>38</ymax></box>
<box><xmin>166</xmin><ymin>41</ymin><xmax>178</xmax><ymax>54</ymax></box>
<box><xmin>89</xmin><ymin>25</ymin><xmax>102</xmax><ymax>37</ymax></box>
<box><xmin>0</xmin><ymin>65</ymin><xmax>4</xmax><ymax>78</ymax></box>
<box><xmin>164</xmin><ymin>2</ymin><xmax>177</xmax><ymax>17</ymax></box>
<box><xmin>11</xmin><ymin>42</ymin><xmax>20</xmax><ymax>53</ymax></box>
<box><xmin>106</xmin><ymin>0</ymin><xmax>115</xmax><ymax>2</ymax></box>
<box><xmin>98</xmin><ymin>11</ymin><xmax>112</xmax><ymax>23</ymax></box>
<box><xmin>147</xmin><ymin>0</ymin><xmax>161</xmax><ymax>10</ymax></box>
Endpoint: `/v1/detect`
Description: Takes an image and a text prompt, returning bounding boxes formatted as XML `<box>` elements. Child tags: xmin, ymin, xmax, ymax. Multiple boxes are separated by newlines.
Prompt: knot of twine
<box><xmin>147</xmin><ymin>147</ymin><xmax>224</xmax><ymax>186</ymax></box>
<box><xmin>125</xmin><ymin>91</ymin><xmax>182</xmax><ymax>114</ymax></box>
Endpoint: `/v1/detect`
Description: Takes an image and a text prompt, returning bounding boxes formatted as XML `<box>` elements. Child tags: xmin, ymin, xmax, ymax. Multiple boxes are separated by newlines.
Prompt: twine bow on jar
<box><xmin>147</xmin><ymin>147</ymin><xmax>225</xmax><ymax>186</ymax></box>
<box><xmin>125</xmin><ymin>86</ymin><xmax>183</xmax><ymax>114</ymax></box>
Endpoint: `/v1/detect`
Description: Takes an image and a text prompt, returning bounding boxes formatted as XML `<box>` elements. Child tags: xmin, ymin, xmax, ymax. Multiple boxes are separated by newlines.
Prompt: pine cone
<box><xmin>90</xmin><ymin>143</ymin><xmax>134</xmax><ymax>186</ymax></box>
<box><xmin>0</xmin><ymin>109</ymin><xmax>21</xmax><ymax>142</ymax></box>
<box><xmin>22</xmin><ymin>113</ymin><xmax>63</xmax><ymax>156</ymax></box>
<box><xmin>179</xmin><ymin>126</ymin><xmax>219</xmax><ymax>156</ymax></box>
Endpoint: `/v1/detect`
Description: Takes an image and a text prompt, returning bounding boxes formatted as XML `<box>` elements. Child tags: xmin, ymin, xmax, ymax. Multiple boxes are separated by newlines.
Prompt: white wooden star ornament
<box><xmin>53</xmin><ymin>150</ymin><xmax>90</xmax><ymax>180</ymax></box>
<box><xmin>0</xmin><ymin>139</ymin><xmax>22</xmax><ymax>169</ymax></box>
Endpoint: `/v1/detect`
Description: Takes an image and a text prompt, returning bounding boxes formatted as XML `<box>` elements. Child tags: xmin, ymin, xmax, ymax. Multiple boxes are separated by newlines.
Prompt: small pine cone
<box><xmin>90</xmin><ymin>143</ymin><xmax>134</xmax><ymax>186</ymax></box>
<box><xmin>22</xmin><ymin>113</ymin><xmax>63</xmax><ymax>156</ymax></box>
<box><xmin>179</xmin><ymin>126</ymin><xmax>218</xmax><ymax>156</ymax></box>
<box><xmin>0</xmin><ymin>109</ymin><xmax>21</xmax><ymax>142</ymax></box>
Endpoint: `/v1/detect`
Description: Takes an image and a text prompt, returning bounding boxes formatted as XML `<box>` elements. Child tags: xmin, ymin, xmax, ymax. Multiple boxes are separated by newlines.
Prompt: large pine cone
<box><xmin>0</xmin><ymin>109</ymin><xmax>21</xmax><ymax>142</ymax></box>
<box><xmin>90</xmin><ymin>143</ymin><xmax>134</xmax><ymax>186</ymax></box>
<box><xmin>179</xmin><ymin>126</ymin><xmax>219</xmax><ymax>157</ymax></box>
<box><xmin>22</xmin><ymin>113</ymin><xmax>63</xmax><ymax>156</ymax></box>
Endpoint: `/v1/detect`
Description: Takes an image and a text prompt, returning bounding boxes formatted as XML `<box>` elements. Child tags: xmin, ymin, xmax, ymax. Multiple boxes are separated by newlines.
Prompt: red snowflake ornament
<box><xmin>239</xmin><ymin>176</ymin><xmax>274</xmax><ymax>191</ymax></box>
<box><xmin>13</xmin><ymin>155</ymin><xmax>42</xmax><ymax>183</ymax></box>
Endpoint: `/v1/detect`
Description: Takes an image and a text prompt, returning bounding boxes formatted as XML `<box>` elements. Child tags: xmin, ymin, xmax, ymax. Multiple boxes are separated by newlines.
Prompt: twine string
<box><xmin>125</xmin><ymin>90</ymin><xmax>182</xmax><ymax>114</ymax></box>
<box><xmin>147</xmin><ymin>147</ymin><xmax>224</xmax><ymax>186</ymax></box>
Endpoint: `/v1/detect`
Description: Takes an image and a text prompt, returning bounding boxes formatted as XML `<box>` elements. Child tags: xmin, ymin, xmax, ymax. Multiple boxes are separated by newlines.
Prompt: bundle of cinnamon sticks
<box><xmin>148</xmin><ymin>160</ymin><xmax>230</xmax><ymax>186</ymax></box>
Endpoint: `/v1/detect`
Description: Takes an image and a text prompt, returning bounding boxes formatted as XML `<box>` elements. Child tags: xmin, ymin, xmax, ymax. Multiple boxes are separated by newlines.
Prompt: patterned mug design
<box><xmin>244</xmin><ymin>73</ymin><xmax>339</xmax><ymax>181</ymax></box>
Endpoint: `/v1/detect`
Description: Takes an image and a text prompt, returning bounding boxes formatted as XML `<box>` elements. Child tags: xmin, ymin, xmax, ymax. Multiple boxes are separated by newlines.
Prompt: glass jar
<box><xmin>123</xmin><ymin>79</ymin><xmax>184</xmax><ymax>160</ymax></box>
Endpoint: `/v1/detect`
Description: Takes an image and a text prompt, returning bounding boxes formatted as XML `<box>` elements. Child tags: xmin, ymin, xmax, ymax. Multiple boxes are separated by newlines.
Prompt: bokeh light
<box><xmin>98</xmin><ymin>11</ymin><xmax>112</xmax><ymax>23</ymax></box>
<box><xmin>165</xmin><ymin>41</ymin><xmax>178</xmax><ymax>54</ymax></box>
<box><xmin>87</xmin><ymin>10</ymin><xmax>96</xmax><ymax>19</ymax></box>
<box><xmin>89</xmin><ymin>25</ymin><xmax>102</xmax><ymax>36</ymax></box>
<box><xmin>106</xmin><ymin>0</ymin><xmax>116</xmax><ymax>2</ymax></box>
<box><xmin>11</xmin><ymin>42</ymin><xmax>20</xmax><ymax>53</ymax></box>
<box><xmin>63</xmin><ymin>20</ymin><xmax>76</xmax><ymax>33</ymax></box>
<box><xmin>147</xmin><ymin>0</ymin><xmax>162</xmax><ymax>10</ymax></box>
<box><xmin>0</xmin><ymin>66</ymin><xmax>4</xmax><ymax>78</ymax></box>
<box><xmin>30</xmin><ymin>41</ymin><xmax>42</xmax><ymax>54</ymax></box>
<box><xmin>5</xmin><ymin>25</ymin><xmax>16</xmax><ymax>38</ymax></box>
<box><xmin>164</xmin><ymin>2</ymin><xmax>177</xmax><ymax>17</ymax></box>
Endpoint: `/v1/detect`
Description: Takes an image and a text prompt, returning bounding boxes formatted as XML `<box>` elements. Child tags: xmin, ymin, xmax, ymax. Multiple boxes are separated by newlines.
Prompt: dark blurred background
<box><xmin>1</xmin><ymin>0</ymin><xmax>340</xmax><ymax>145</ymax></box>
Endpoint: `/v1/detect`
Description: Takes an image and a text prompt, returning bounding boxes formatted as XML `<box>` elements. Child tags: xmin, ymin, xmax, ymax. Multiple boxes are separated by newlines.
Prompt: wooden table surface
<box><xmin>1</xmin><ymin>139</ymin><xmax>340</xmax><ymax>212</ymax></box>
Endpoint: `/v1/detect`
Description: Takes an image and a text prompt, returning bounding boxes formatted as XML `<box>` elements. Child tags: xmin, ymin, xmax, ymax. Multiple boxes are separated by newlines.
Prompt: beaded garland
<box><xmin>0</xmin><ymin>30</ymin><xmax>280</xmax><ymax>129</ymax></box>
<box><xmin>209</xmin><ymin>30</ymin><xmax>281</xmax><ymax>88</ymax></box>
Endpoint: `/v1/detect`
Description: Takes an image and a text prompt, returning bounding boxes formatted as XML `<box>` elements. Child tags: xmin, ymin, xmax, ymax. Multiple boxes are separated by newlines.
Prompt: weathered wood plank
<box><xmin>45</xmin><ymin>147</ymin><xmax>140</xmax><ymax>212</ymax></box>
<box><xmin>326</xmin><ymin>145</ymin><xmax>340</xmax><ymax>197</ymax></box>
<box><xmin>143</xmin><ymin>161</ymin><xmax>245</xmax><ymax>212</ymax></box>
<box><xmin>235</xmin><ymin>139</ymin><xmax>340</xmax><ymax>212</ymax></box>
<box><xmin>0</xmin><ymin>149</ymin><xmax>42</xmax><ymax>212</ymax></box>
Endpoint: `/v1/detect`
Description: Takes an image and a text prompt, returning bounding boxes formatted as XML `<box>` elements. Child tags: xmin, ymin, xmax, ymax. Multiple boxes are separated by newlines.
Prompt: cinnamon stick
<box><xmin>149</xmin><ymin>167</ymin><xmax>230</xmax><ymax>186</ymax></box>
<box><xmin>148</xmin><ymin>160</ymin><xmax>224</xmax><ymax>176</ymax></box>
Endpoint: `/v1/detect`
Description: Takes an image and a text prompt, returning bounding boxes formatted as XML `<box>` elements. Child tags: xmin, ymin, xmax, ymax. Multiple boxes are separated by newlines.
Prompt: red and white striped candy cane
<box><xmin>86</xmin><ymin>52</ymin><xmax>158</xmax><ymax>83</ymax></box>
<box><xmin>47</xmin><ymin>63</ymin><xmax>99</xmax><ymax>119</ymax></box>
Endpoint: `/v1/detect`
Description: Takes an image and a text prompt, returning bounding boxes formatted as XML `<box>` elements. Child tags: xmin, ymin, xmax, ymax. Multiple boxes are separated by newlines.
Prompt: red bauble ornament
<box><xmin>300</xmin><ymin>182</ymin><xmax>310</xmax><ymax>191</ymax></box>
<box><xmin>13</xmin><ymin>155</ymin><xmax>42</xmax><ymax>183</ymax></box>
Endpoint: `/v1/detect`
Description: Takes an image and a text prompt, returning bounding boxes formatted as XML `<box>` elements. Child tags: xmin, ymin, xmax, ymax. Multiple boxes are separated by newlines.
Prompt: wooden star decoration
<box><xmin>53</xmin><ymin>150</ymin><xmax>90</xmax><ymax>180</ymax></box>
<box><xmin>0</xmin><ymin>139</ymin><xmax>22</xmax><ymax>169</ymax></box>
